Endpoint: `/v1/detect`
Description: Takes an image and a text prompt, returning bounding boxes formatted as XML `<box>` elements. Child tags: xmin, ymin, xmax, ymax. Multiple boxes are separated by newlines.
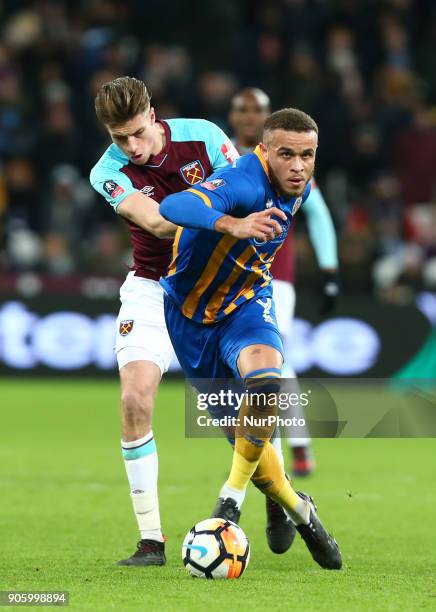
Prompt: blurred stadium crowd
<box><xmin>1</xmin><ymin>0</ymin><xmax>436</xmax><ymax>298</ymax></box>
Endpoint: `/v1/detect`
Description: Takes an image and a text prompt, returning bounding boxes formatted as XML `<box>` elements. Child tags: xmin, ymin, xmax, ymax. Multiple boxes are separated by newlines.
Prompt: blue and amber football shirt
<box><xmin>160</xmin><ymin>147</ymin><xmax>311</xmax><ymax>324</ymax></box>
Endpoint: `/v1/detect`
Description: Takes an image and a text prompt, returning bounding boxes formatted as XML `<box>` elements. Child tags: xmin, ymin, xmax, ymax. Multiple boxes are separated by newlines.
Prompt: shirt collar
<box><xmin>253</xmin><ymin>145</ymin><xmax>271</xmax><ymax>181</ymax></box>
<box><xmin>144</xmin><ymin>120</ymin><xmax>171</xmax><ymax>166</ymax></box>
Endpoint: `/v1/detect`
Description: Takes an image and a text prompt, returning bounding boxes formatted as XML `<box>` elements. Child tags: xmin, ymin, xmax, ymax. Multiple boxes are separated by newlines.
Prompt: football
<box><xmin>182</xmin><ymin>518</ymin><xmax>250</xmax><ymax>579</ymax></box>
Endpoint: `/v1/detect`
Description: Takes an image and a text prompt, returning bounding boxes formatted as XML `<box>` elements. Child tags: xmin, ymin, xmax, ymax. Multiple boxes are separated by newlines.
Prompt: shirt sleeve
<box><xmin>160</xmin><ymin>169</ymin><xmax>258</xmax><ymax>230</ymax></box>
<box><xmin>89</xmin><ymin>164</ymin><xmax>137</xmax><ymax>211</ymax></box>
<box><xmin>303</xmin><ymin>184</ymin><xmax>338</xmax><ymax>269</ymax></box>
<box><xmin>203</xmin><ymin>120</ymin><xmax>240</xmax><ymax>170</ymax></box>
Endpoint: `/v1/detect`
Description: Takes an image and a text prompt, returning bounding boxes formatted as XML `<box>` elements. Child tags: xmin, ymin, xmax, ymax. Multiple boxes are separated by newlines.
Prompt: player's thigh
<box><xmin>116</xmin><ymin>273</ymin><xmax>174</xmax><ymax>375</ymax></box>
<box><xmin>164</xmin><ymin>295</ymin><xmax>230</xmax><ymax>379</ymax></box>
<box><xmin>220</xmin><ymin>294</ymin><xmax>284</xmax><ymax>377</ymax></box>
<box><xmin>272</xmin><ymin>279</ymin><xmax>296</xmax><ymax>338</ymax></box>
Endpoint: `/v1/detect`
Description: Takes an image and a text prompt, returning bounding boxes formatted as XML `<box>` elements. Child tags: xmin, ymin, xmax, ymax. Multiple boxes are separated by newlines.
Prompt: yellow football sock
<box><xmin>251</xmin><ymin>441</ymin><xmax>309</xmax><ymax>524</ymax></box>
<box><xmin>251</xmin><ymin>441</ymin><xmax>286</xmax><ymax>496</ymax></box>
<box><xmin>226</xmin><ymin>435</ymin><xmax>267</xmax><ymax>491</ymax></box>
<box><xmin>226</xmin><ymin>372</ymin><xmax>281</xmax><ymax>493</ymax></box>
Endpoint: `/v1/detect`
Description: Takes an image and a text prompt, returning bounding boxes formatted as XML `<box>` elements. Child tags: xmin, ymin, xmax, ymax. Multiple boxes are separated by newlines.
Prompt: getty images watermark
<box><xmin>185</xmin><ymin>378</ymin><xmax>315</xmax><ymax>439</ymax></box>
<box><xmin>196</xmin><ymin>387</ymin><xmax>310</xmax><ymax>429</ymax></box>
<box><xmin>185</xmin><ymin>378</ymin><xmax>436</xmax><ymax>438</ymax></box>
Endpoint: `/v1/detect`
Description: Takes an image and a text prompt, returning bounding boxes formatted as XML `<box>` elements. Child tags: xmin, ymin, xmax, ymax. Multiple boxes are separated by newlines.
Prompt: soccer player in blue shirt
<box><xmin>159</xmin><ymin>108</ymin><xmax>342</xmax><ymax>569</ymax></box>
<box><xmin>229</xmin><ymin>87</ymin><xmax>340</xmax><ymax>553</ymax></box>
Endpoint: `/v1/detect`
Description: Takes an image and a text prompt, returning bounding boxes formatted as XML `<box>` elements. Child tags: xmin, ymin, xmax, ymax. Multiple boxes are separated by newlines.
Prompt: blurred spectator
<box><xmin>0</xmin><ymin>44</ymin><xmax>30</xmax><ymax>155</ymax></box>
<box><xmin>42</xmin><ymin>163</ymin><xmax>112</xmax><ymax>275</ymax></box>
<box><xmin>390</xmin><ymin>101</ymin><xmax>436</xmax><ymax>206</ymax></box>
<box><xmin>285</xmin><ymin>44</ymin><xmax>322</xmax><ymax>113</ymax></box>
<box><xmin>33</xmin><ymin>102</ymin><xmax>81</xmax><ymax>177</ymax></box>
<box><xmin>80</xmin><ymin>225</ymin><xmax>128</xmax><ymax>276</ymax></box>
<box><xmin>196</xmin><ymin>71</ymin><xmax>239</xmax><ymax>128</ymax></box>
<box><xmin>3</xmin><ymin>157</ymin><xmax>41</xmax><ymax>234</ymax></box>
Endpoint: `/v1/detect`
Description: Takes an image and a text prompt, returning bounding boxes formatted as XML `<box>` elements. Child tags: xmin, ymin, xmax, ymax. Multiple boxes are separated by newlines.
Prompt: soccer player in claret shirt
<box><xmin>160</xmin><ymin>108</ymin><xmax>342</xmax><ymax>569</ymax></box>
<box><xmin>229</xmin><ymin>88</ymin><xmax>339</xmax><ymax>477</ymax></box>
<box><xmin>90</xmin><ymin>76</ymin><xmax>241</xmax><ymax>566</ymax></box>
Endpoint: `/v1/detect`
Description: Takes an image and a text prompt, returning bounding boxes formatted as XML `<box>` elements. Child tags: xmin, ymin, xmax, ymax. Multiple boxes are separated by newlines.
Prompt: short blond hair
<box><xmin>94</xmin><ymin>76</ymin><xmax>151</xmax><ymax>127</ymax></box>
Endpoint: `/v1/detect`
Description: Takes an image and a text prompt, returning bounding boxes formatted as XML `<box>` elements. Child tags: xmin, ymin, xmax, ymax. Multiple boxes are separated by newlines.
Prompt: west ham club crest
<box><xmin>180</xmin><ymin>160</ymin><xmax>205</xmax><ymax>185</ymax></box>
<box><xmin>119</xmin><ymin>320</ymin><xmax>134</xmax><ymax>336</ymax></box>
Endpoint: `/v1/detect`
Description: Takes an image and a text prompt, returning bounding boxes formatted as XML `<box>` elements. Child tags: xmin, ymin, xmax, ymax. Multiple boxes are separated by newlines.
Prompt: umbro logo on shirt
<box><xmin>140</xmin><ymin>186</ymin><xmax>155</xmax><ymax>197</ymax></box>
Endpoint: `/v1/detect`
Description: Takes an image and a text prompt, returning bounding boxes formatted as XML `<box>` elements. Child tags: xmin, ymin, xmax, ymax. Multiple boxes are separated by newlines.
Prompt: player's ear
<box><xmin>259</xmin><ymin>141</ymin><xmax>268</xmax><ymax>158</ymax></box>
<box><xmin>149</xmin><ymin>107</ymin><xmax>156</xmax><ymax>124</ymax></box>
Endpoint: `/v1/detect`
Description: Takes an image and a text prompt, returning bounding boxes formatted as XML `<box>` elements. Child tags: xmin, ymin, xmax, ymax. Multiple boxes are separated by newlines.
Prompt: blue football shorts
<box><xmin>164</xmin><ymin>290</ymin><xmax>284</xmax><ymax>380</ymax></box>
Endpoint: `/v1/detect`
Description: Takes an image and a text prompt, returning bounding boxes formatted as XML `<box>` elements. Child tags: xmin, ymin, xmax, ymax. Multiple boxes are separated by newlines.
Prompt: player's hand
<box><xmin>319</xmin><ymin>269</ymin><xmax>340</xmax><ymax>315</ymax></box>
<box><xmin>215</xmin><ymin>208</ymin><xmax>287</xmax><ymax>241</ymax></box>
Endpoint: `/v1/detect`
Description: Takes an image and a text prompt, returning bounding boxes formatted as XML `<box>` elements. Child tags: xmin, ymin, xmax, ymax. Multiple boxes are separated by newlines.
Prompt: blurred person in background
<box><xmin>390</xmin><ymin>100</ymin><xmax>436</xmax><ymax>208</ymax></box>
<box><xmin>33</xmin><ymin>101</ymin><xmax>81</xmax><ymax>178</ymax></box>
<box><xmin>0</xmin><ymin>43</ymin><xmax>31</xmax><ymax>156</ymax></box>
<box><xmin>3</xmin><ymin>157</ymin><xmax>43</xmax><ymax>271</ymax></box>
<box><xmin>196</xmin><ymin>70</ymin><xmax>239</xmax><ymax>129</ymax></box>
<box><xmin>42</xmin><ymin>164</ymin><xmax>97</xmax><ymax>276</ymax></box>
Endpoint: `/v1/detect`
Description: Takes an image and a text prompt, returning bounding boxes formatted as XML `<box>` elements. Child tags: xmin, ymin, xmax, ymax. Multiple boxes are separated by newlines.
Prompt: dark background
<box><xmin>1</xmin><ymin>0</ymin><xmax>436</xmax><ymax>375</ymax></box>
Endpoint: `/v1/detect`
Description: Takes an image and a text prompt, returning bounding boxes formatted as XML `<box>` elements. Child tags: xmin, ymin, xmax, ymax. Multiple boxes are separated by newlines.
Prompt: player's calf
<box><xmin>118</xmin><ymin>362</ymin><xmax>165</xmax><ymax>563</ymax></box>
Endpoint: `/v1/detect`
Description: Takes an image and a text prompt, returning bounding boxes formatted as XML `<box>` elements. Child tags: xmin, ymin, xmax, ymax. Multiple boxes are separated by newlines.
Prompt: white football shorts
<box><xmin>115</xmin><ymin>271</ymin><xmax>175</xmax><ymax>373</ymax></box>
<box><xmin>272</xmin><ymin>279</ymin><xmax>296</xmax><ymax>340</ymax></box>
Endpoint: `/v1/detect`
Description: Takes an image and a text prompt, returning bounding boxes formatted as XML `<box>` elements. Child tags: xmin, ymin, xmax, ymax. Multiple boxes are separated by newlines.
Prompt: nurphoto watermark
<box><xmin>185</xmin><ymin>378</ymin><xmax>436</xmax><ymax>439</ymax></box>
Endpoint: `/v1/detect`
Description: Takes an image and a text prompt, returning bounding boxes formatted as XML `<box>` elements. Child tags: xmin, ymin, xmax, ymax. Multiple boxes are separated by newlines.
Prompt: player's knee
<box><xmin>121</xmin><ymin>384</ymin><xmax>154</xmax><ymax>428</ymax></box>
<box><xmin>236</xmin><ymin>435</ymin><xmax>266</xmax><ymax>461</ymax></box>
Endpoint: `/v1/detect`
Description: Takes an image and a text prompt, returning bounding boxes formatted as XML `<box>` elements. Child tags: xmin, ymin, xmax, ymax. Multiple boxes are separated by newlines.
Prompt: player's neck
<box><xmin>152</xmin><ymin>122</ymin><xmax>166</xmax><ymax>156</ymax></box>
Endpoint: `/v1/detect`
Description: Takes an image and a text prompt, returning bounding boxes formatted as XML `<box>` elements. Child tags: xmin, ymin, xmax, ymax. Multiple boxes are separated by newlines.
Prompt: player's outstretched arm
<box><xmin>117</xmin><ymin>192</ymin><xmax>177</xmax><ymax>239</ymax></box>
<box><xmin>303</xmin><ymin>186</ymin><xmax>338</xmax><ymax>270</ymax></box>
<box><xmin>215</xmin><ymin>209</ymin><xmax>286</xmax><ymax>240</ymax></box>
<box><xmin>303</xmin><ymin>185</ymin><xmax>340</xmax><ymax>313</ymax></box>
<box><xmin>160</xmin><ymin>190</ymin><xmax>286</xmax><ymax>240</ymax></box>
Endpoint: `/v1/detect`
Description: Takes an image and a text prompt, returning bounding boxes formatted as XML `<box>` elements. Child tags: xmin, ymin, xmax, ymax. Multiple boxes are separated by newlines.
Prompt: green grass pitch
<box><xmin>1</xmin><ymin>379</ymin><xmax>435</xmax><ymax>611</ymax></box>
